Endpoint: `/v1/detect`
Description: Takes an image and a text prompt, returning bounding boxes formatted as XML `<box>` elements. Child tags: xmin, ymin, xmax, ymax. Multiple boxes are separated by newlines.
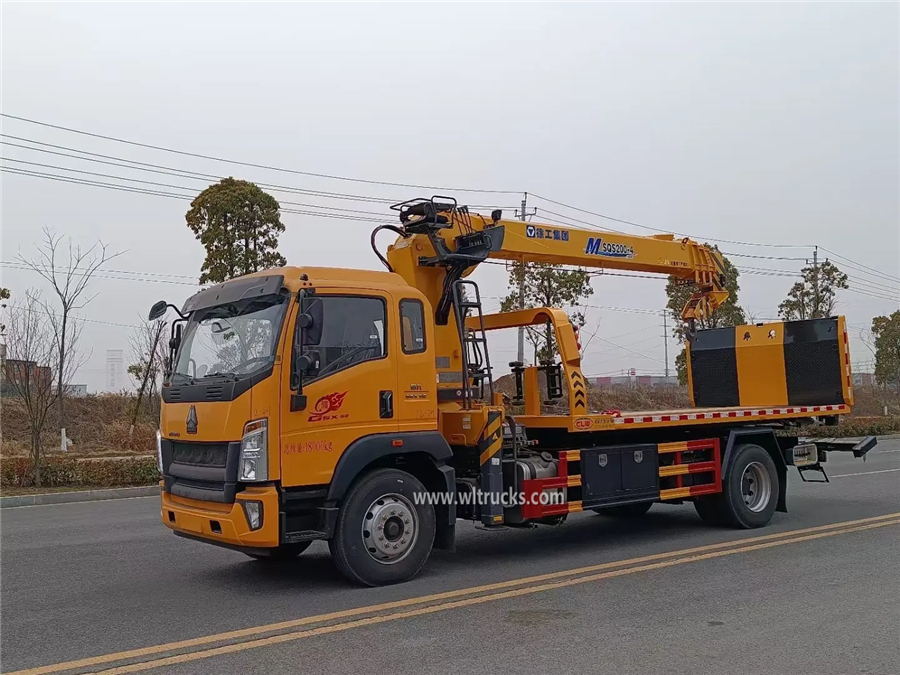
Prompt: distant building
<box><xmin>106</xmin><ymin>349</ymin><xmax>124</xmax><ymax>391</ymax></box>
<box><xmin>1</xmin><ymin>358</ymin><xmax>53</xmax><ymax>397</ymax></box>
<box><xmin>62</xmin><ymin>384</ymin><xmax>88</xmax><ymax>397</ymax></box>
<box><xmin>852</xmin><ymin>372</ymin><xmax>875</xmax><ymax>387</ymax></box>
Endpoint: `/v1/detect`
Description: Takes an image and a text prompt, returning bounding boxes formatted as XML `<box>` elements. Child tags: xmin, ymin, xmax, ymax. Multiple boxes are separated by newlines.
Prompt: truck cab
<box><xmin>158</xmin><ymin>267</ymin><xmax>451</xmax><ymax>580</ymax></box>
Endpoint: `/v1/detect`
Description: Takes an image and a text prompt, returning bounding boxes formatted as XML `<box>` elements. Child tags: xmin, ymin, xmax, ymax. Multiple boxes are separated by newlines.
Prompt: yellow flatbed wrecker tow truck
<box><xmin>150</xmin><ymin>197</ymin><xmax>875</xmax><ymax>585</ymax></box>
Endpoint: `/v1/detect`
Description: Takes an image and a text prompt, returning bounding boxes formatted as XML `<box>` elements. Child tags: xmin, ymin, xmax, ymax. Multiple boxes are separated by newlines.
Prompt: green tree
<box><xmin>872</xmin><ymin>311</ymin><xmax>900</xmax><ymax>389</ymax></box>
<box><xmin>666</xmin><ymin>247</ymin><xmax>746</xmax><ymax>385</ymax></box>
<box><xmin>186</xmin><ymin>178</ymin><xmax>287</xmax><ymax>284</ymax></box>
<box><xmin>499</xmin><ymin>263</ymin><xmax>593</xmax><ymax>363</ymax></box>
<box><xmin>777</xmin><ymin>259</ymin><xmax>848</xmax><ymax>321</ymax></box>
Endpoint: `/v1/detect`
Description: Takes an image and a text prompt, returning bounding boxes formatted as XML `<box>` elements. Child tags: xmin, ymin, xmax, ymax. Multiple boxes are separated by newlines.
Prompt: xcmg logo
<box><xmin>584</xmin><ymin>237</ymin><xmax>636</xmax><ymax>259</ymax></box>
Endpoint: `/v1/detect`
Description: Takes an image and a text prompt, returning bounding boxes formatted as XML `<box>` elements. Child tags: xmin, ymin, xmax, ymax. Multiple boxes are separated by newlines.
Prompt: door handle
<box><xmin>379</xmin><ymin>390</ymin><xmax>394</xmax><ymax>419</ymax></box>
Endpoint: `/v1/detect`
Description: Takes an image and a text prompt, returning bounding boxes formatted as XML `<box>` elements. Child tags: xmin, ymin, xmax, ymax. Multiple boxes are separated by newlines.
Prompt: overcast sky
<box><xmin>2</xmin><ymin>2</ymin><xmax>898</xmax><ymax>392</ymax></box>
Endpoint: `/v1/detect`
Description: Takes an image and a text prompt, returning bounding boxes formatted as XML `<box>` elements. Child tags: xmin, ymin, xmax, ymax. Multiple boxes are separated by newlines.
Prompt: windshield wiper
<box><xmin>202</xmin><ymin>371</ymin><xmax>239</xmax><ymax>381</ymax></box>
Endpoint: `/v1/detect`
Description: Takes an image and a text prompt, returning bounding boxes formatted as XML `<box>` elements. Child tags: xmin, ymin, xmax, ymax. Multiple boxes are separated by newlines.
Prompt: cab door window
<box><xmin>304</xmin><ymin>296</ymin><xmax>387</xmax><ymax>381</ymax></box>
<box><xmin>400</xmin><ymin>299</ymin><xmax>426</xmax><ymax>354</ymax></box>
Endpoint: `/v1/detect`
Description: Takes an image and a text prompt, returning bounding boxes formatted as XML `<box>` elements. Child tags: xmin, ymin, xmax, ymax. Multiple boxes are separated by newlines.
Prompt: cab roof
<box><xmin>181</xmin><ymin>266</ymin><xmax>415</xmax><ymax>315</ymax></box>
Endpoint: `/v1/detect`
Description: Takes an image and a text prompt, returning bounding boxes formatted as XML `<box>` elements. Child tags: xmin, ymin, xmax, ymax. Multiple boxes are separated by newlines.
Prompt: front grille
<box><xmin>172</xmin><ymin>442</ymin><xmax>228</xmax><ymax>467</ymax></box>
<box><xmin>163</xmin><ymin>439</ymin><xmax>240</xmax><ymax>503</ymax></box>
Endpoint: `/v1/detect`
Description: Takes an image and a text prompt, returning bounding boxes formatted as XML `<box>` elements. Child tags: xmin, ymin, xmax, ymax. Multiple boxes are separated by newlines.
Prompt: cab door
<box><xmin>280</xmin><ymin>291</ymin><xmax>398</xmax><ymax>487</ymax></box>
<box><xmin>396</xmin><ymin>297</ymin><xmax>438</xmax><ymax>431</ymax></box>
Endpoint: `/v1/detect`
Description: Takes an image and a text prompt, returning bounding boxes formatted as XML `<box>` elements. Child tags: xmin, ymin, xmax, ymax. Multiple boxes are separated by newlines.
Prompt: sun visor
<box><xmin>181</xmin><ymin>274</ymin><xmax>285</xmax><ymax>315</ymax></box>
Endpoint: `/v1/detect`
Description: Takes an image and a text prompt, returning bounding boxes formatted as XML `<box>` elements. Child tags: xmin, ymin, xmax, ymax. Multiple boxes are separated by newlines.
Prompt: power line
<box><xmin>724</xmin><ymin>251</ymin><xmax>809</xmax><ymax>261</ymax></box>
<box><xmin>1</xmin><ymin>113</ymin><xmax>521</xmax><ymax>194</ymax></box>
<box><xmin>1</xmin><ymin>136</ymin><xmax>519</xmax><ymax>213</ymax></box>
<box><xmin>0</xmin><ymin>161</ymin><xmax>398</xmax><ymax>218</ymax></box>
<box><xmin>6</xmin><ymin>134</ymin><xmax>896</xmax><ymax>302</ymax></box>
<box><xmin>6</xmin><ymin>167</ymin><xmax>896</xmax><ymax>302</ymax></box>
<box><xmin>529</xmin><ymin>193</ymin><xmax>813</xmax><ymax>249</ymax></box>
<box><xmin>1</xmin><ymin>167</ymin><xmax>398</xmax><ymax>225</ymax></box>
<box><xmin>5</xmin><ymin>261</ymin><xmax>199</xmax><ymax>287</ymax></box>
<box><xmin>818</xmin><ymin>247</ymin><xmax>900</xmax><ymax>284</ymax></box>
<box><xmin>3</xmin><ymin>259</ymin><xmax>196</xmax><ymax>281</ymax></box>
<box><xmin>1</xmin><ymin>136</ymin><xmax>398</xmax><ymax>204</ymax></box>
<box><xmin>5</xmin><ymin>118</ymin><xmax>894</xmax><ymax>287</ymax></box>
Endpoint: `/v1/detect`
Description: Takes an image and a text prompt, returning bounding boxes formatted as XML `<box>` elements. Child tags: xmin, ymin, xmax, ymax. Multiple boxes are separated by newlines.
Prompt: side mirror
<box><xmin>296</xmin><ymin>352</ymin><xmax>318</xmax><ymax>373</ymax></box>
<box><xmin>169</xmin><ymin>323</ymin><xmax>182</xmax><ymax>351</ymax></box>
<box><xmin>149</xmin><ymin>300</ymin><xmax>168</xmax><ymax>321</ymax></box>
<box><xmin>300</xmin><ymin>297</ymin><xmax>323</xmax><ymax>345</ymax></box>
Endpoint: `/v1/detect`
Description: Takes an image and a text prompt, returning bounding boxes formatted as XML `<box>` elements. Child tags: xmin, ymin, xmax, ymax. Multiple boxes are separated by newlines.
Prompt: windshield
<box><xmin>174</xmin><ymin>293</ymin><xmax>288</xmax><ymax>381</ymax></box>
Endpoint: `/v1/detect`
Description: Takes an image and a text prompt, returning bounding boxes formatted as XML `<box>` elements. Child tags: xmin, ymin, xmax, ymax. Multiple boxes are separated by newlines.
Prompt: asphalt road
<box><xmin>2</xmin><ymin>439</ymin><xmax>898</xmax><ymax>675</ymax></box>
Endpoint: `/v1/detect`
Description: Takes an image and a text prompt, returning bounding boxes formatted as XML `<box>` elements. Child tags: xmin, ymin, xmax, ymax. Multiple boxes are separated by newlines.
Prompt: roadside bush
<box><xmin>0</xmin><ymin>456</ymin><xmax>159</xmax><ymax>488</ymax></box>
<box><xmin>779</xmin><ymin>416</ymin><xmax>900</xmax><ymax>439</ymax></box>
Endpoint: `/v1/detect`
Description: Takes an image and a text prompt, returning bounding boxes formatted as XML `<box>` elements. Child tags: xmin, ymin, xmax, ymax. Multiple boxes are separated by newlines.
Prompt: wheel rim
<box><xmin>741</xmin><ymin>461</ymin><xmax>772</xmax><ymax>513</ymax></box>
<box><xmin>361</xmin><ymin>493</ymin><xmax>418</xmax><ymax>564</ymax></box>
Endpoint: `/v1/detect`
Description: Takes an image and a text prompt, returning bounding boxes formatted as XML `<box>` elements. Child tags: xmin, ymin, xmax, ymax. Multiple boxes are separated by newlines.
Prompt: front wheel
<box><xmin>329</xmin><ymin>468</ymin><xmax>435</xmax><ymax>586</ymax></box>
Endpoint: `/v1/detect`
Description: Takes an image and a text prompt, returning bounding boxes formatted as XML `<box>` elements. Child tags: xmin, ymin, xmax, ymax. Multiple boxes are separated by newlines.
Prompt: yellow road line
<box><xmin>9</xmin><ymin>512</ymin><xmax>899</xmax><ymax>675</ymax></box>
<box><xmin>82</xmin><ymin>518</ymin><xmax>900</xmax><ymax>675</ymax></box>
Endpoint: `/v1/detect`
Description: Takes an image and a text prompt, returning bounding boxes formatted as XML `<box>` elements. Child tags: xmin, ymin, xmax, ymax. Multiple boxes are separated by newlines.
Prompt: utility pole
<box><xmin>516</xmin><ymin>192</ymin><xmax>528</xmax><ymax>364</ymax></box>
<box><xmin>812</xmin><ymin>245</ymin><xmax>820</xmax><ymax>319</ymax></box>
<box><xmin>662</xmin><ymin>311</ymin><xmax>669</xmax><ymax>380</ymax></box>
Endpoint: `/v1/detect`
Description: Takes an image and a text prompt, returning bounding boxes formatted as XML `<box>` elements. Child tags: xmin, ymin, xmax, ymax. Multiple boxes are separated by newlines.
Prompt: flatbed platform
<box><xmin>516</xmin><ymin>403</ymin><xmax>850</xmax><ymax>432</ymax></box>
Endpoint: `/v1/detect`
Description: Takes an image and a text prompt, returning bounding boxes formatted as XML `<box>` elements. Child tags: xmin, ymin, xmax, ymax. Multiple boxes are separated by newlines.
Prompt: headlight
<box><xmin>156</xmin><ymin>430</ymin><xmax>163</xmax><ymax>473</ymax></box>
<box><xmin>239</xmin><ymin>419</ymin><xmax>268</xmax><ymax>482</ymax></box>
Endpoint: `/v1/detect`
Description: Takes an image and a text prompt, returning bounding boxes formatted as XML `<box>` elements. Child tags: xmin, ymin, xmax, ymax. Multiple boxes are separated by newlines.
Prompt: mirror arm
<box><xmin>167</xmin><ymin>304</ymin><xmax>189</xmax><ymax>320</ymax></box>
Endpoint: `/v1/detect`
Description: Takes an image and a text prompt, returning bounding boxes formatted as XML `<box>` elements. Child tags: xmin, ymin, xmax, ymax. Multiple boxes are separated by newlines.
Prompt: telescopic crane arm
<box><xmin>382</xmin><ymin>197</ymin><xmax>728</xmax><ymax>329</ymax></box>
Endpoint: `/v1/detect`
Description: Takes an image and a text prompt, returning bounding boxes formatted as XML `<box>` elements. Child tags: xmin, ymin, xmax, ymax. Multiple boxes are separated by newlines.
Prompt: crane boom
<box><xmin>383</xmin><ymin>198</ymin><xmax>728</xmax><ymax>326</ymax></box>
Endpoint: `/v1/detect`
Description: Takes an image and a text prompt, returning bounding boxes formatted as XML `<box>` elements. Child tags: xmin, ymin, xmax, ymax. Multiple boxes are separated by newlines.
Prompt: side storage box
<box><xmin>582</xmin><ymin>444</ymin><xmax>659</xmax><ymax>509</ymax></box>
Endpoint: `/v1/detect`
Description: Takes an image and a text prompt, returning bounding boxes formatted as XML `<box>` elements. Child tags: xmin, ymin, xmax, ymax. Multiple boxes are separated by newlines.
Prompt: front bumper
<box><xmin>160</xmin><ymin>482</ymin><xmax>280</xmax><ymax>549</ymax></box>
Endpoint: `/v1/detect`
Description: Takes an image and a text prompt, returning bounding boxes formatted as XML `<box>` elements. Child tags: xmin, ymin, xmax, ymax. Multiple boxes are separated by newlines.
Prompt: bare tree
<box><xmin>127</xmin><ymin>318</ymin><xmax>170</xmax><ymax>434</ymax></box>
<box><xmin>3</xmin><ymin>290</ymin><xmax>82</xmax><ymax>487</ymax></box>
<box><xmin>16</xmin><ymin>227</ymin><xmax>122</xmax><ymax>437</ymax></box>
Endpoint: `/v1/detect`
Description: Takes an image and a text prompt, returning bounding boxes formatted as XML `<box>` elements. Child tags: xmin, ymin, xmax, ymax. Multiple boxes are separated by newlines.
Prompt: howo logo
<box><xmin>308</xmin><ymin>392</ymin><xmax>349</xmax><ymax>423</ymax></box>
<box><xmin>186</xmin><ymin>405</ymin><xmax>198</xmax><ymax>434</ymax></box>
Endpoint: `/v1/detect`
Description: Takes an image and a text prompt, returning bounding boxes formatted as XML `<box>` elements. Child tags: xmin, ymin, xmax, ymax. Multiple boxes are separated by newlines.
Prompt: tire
<box><xmin>695</xmin><ymin>443</ymin><xmax>779</xmax><ymax>529</ymax></box>
<box><xmin>693</xmin><ymin>493</ymin><xmax>729</xmax><ymax>526</ymax></box>
<box><xmin>329</xmin><ymin>468</ymin><xmax>435</xmax><ymax>587</ymax></box>
<box><xmin>245</xmin><ymin>541</ymin><xmax>312</xmax><ymax>561</ymax></box>
<box><xmin>594</xmin><ymin>501</ymin><xmax>654</xmax><ymax>517</ymax></box>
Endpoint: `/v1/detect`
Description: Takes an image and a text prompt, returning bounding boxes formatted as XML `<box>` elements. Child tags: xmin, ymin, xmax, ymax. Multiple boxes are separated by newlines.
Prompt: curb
<box><xmin>0</xmin><ymin>485</ymin><xmax>160</xmax><ymax>508</ymax></box>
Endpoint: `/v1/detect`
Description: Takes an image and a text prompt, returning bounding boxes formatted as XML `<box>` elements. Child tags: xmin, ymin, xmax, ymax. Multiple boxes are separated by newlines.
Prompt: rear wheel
<box><xmin>245</xmin><ymin>541</ymin><xmax>311</xmax><ymax>561</ymax></box>
<box><xmin>594</xmin><ymin>501</ymin><xmax>653</xmax><ymax>517</ymax></box>
<box><xmin>695</xmin><ymin>443</ymin><xmax>778</xmax><ymax>529</ymax></box>
<box><xmin>329</xmin><ymin>468</ymin><xmax>435</xmax><ymax>587</ymax></box>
